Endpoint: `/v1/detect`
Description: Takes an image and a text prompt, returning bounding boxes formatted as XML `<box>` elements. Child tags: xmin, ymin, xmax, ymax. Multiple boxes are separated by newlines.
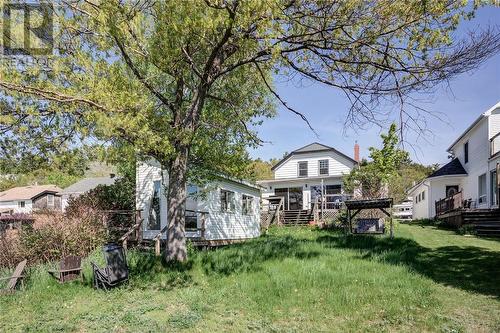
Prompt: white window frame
<box><xmin>242</xmin><ymin>195</ymin><xmax>253</xmax><ymax>215</ymax></box>
<box><xmin>297</xmin><ymin>161</ymin><xmax>308</xmax><ymax>177</ymax></box>
<box><xmin>220</xmin><ymin>189</ymin><xmax>235</xmax><ymax>212</ymax></box>
<box><xmin>18</xmin><ymin>201</ymin><xmax>25</xmax><ymax>208</ymax></box>
<box><xmin>318</xmin><ymin>159</ymin><xmax>329</xmax><ymax>176</ymax></box>
<box><xmin>47</xmin><ymin>194</ymin><xmax>54</xmax><ymax>206</ymax></box>
<box><xmin>478</xmin><ymin>173</ymin><xmax>487</xmax><ymax>205</ymax></box>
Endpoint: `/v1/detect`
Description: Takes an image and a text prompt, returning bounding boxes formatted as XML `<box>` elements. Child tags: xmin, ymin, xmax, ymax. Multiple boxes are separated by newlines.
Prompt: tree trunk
<box><xmin>165</xmin><ymin>143</ymin><xmax>189</xmax><ymax>262</ymax></box>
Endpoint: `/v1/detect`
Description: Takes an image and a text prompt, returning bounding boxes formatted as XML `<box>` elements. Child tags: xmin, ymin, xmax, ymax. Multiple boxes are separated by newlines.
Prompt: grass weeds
<box><xmin>1</xmin><ymin>224</ymin><xmax>499</xmax><ymax>332</ymax></box>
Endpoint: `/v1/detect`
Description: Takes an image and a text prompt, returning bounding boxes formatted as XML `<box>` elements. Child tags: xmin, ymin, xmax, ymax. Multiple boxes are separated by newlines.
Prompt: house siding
<box><xmin>450</xmin><ymin>118</ymin><xmax>491</xmax><ymax>209</ymax></box>
<box><xmin>274</xmin><ymin>151</ymin><xmax>354</xmax><ymax>179</ymax></box>
<box><xmin>0</xmin><ymin>200</ymin><xmax>33</xmax><ymax>214</ymax></box>
<box><xmin>409</xmin><ymin>182</ymin><xmax>430</xmax><ymax>219</ymax></box>
<box><xmin>32</xmin><ymin>193</ymin><xmax>62</xmax><ymax>211</ymax></box>
<box><xmin>198</xmin><ymin>181</ymin><xmax>260</xmax><ymax>240</ymax></box>
<box><xmin>136</xmin><ymin>160</ymin><xmax>261</xmax><ymax>241</ymax></box>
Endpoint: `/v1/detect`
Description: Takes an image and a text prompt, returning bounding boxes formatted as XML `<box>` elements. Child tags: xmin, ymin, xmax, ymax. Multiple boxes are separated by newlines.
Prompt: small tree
<box><xmin>344</xmin><ymin>124</ymin><xmax>409</xmax><ymax>198</ymax></box>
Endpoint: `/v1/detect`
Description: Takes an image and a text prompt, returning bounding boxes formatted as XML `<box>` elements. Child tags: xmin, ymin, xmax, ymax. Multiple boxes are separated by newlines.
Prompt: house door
<box><xmin>288</xmin><ymin>187</ymin><xmax>303</xmax><ymax>210</ymax></box>
<box><xmin>274</xmin><ymin>188</ymin><xmax>288</xmax><ymax>210</ymax></box>
<box><xmin>445</xmin><ymin>185</ymin><xmax>459</xmax><ymax>197</ymax></box>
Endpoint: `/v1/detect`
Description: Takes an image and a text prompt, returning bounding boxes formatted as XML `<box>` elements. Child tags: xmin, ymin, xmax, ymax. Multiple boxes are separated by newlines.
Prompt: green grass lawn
<box><xmin>1</xmin><ymin>224</ymin><xmax>499</xmax><ymax>332</ymax></box>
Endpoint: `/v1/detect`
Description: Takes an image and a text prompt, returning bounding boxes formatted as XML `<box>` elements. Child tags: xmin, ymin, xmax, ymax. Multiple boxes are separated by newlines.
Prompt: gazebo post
<box><xmin>389</xmin><ymin>203</ymin><xmax>394</xmax><ymax>239</ymax></box>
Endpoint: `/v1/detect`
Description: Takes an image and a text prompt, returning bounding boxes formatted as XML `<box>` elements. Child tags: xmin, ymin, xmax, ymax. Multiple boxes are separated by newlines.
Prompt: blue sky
<box><xmin>250</xmin><ymin>6</ymin><xmax>500</xmax><ymax>166</ymax></box>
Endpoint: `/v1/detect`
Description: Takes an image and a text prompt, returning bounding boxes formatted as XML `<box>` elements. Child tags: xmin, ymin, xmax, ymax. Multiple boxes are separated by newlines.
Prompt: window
<box><xmin>148</xmin><ymin>180</ymin><xmax>162</xmax><ymax>230</ymax></box>
<box><xmin>220</xmin><ymin>189</ymin><xmax>235</xmax><ymax>212</ymax></box>
<box><xmin>464</xmin><ymin>141</ymin><xmax>469</xmax><ymax>164</ymax></box>
<box><xmin>319</xmin><ymin>159</ymin><xmax>329</xmax><ymax>175</ymax></box>
<box><xmin>187</xmin><ymin>184</ymin><xmax>198</xmax><ymax>197</ymax></box>
<box><xmin>491</xmin><ymin>170</ymin><xmax>498</xmax><ymax>206</ymax></box>
<box><xmin>325</xmin><ymin>185</ymin><xmax>341</xmax><ymax>195</ymax></box>
<box><xmin>421</xmin><ymin>191</ymin><xmax>425</xmax><ymax>200</ymax></box>
<box><xmin>242</xmin><ymin>195</ymin><xmax>253</xmax><ymax>215</ymax></box>
<box><xmin>185</xmin><ymin>210</ymin><xmax>198</xmax><ymax>230</ymax></box>
<box><xmin>47</xmin><ymin>194</ymin><xmax>54</xmax><ymax>206</ymax></box>
<box><xmin>478</xmin><ymin>173</ymin><xmax>487</xmax><ymax>204</ymax></box>
<box><xmin>446</xmin><ymin>185</ymin><xmax>459</xmax><ymax>198</ymax></box>
<box><xmin>18</xmin><ymin>201</ymin><xmax>25</xmax><ymax>208</ymax></box>
<box><xmin>298</xmin><ymin>161</ymin><xmax>308</xmax><ymax>177</ymax></box>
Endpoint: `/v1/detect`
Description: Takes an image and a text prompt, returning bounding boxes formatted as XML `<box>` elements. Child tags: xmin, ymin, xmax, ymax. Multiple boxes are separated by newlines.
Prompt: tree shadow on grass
<box><xmin>200</xmin><ymin>234</ymin><xmax>320</xmax><ymax>275</ymax></box>
<box><xmin>317</xmin><ymin>234</ymin><xmax>500</xmax><ymax>299</ymax></box>
<box><xmin>126</xmin><ymin>250</ymin><xmax>194</xmax><ymax>290</ymax></box>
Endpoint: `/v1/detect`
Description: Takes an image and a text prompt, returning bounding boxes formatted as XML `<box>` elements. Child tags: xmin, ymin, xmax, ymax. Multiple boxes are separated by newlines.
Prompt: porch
<box><xmin>435</xmin><ymin>191</ymin><xmax>500</xmax><ymax>236</ymax></box>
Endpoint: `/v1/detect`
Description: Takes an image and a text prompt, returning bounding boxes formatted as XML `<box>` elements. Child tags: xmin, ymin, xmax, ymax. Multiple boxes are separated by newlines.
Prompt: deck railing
<box><xmin>435</xmin><ymin>191</ymin><xmax>463</xmax><ymax>216</ymax></box>
<box><xmin>153</xmin><ymin>209</ymin><xmax>208</xmax><ymax>256</ymax></box>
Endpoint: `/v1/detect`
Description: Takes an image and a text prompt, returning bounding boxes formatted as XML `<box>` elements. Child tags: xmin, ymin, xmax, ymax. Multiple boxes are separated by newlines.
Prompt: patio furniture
<box><xmin>1</xmin><ymin>259</ymin><xmax>27</xmax><ymax>294</ymax></box>
<box><xmin>91</xmin><ymin>243</ymin><xmax>129</xmax><ymax>290</ymax></box>
<box><xmin>48</xmin><ymin>255</ymin><xmax>83</xmax><ymax>283</ymax></box>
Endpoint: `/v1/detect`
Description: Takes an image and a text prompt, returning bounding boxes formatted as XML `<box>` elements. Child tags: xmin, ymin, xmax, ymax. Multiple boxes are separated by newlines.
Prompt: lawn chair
<box><xmin>0</xmin><ymin>259</ymin><xmax>27</xmax><ymax>294</ymax></box>
<box><xmin>91</xmin><ymin>243</ymin><xmax>129</xmax><ymax>290</ymax></box>
<box><xmin>48</xmin><ymin>255</ymin><xmax>83</xmax><ymax>283</ymax></box>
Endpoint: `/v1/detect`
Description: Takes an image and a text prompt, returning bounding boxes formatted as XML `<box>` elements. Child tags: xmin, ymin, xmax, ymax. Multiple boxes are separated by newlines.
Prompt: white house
<box><xmin>0</xmin><ymin>185</ymin><xmax>63</xmax><ymax>215</ymax></box>
<box><xmin>257</xmin><ymin>142</ymin><xmax>358</xmax><ymax>211</ymax></box>
<box><xmin>136</xmin><ymin>160</ymin><xmax>261</xmax><ymax>243</ymax></box>
<box><xmin>409</xmin><ymin>101</ymin><xmax>500</xmax><ymax>219</ymax></box>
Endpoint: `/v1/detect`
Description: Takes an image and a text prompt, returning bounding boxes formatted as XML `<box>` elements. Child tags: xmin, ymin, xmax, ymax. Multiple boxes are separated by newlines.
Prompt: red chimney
<box><xmin>354</xmin><ymin>142</ymin><xmax>360</xmax><ymax>162</ymax></box>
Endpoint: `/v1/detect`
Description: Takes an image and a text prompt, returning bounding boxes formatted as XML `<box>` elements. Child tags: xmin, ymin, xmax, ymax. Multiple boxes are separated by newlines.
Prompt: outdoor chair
<box><xmin>48</xmin><ymin>255</ymin><xmax>83</xmax><ymax>283</ymax></box>
<box><xmin>0</xmin><ymin>259</ymin><xmax>27</xmax><ymax>294</ymax></box>
<box><xmin>91</xmin><ymin>243</ymin><xmax>129</xmax><ymax>290</ymax></box>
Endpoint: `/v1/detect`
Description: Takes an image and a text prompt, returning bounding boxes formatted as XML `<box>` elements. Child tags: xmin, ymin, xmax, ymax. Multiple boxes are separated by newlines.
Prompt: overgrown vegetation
<box><xmin>1</xmin><ymin>225</ymin><xmax>499</xmax><ymax>332</ymax></box>
<box><xmin>0</xmin><ymin>174</ymin><xmax>135</xmax><ymax>268</ymax></box>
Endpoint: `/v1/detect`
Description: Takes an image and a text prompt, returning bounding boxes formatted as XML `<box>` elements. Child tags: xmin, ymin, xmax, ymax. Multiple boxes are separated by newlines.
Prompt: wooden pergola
<box><xmin>344</xmin><ymin>198</ymin><xmax>394</xmax><ymax>238</ymax></box>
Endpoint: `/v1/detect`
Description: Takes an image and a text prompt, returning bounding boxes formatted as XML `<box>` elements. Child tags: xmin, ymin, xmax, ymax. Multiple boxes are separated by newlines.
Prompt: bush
<box><xmin>18</xmin><ymin>211</ymin><xmax>106</xmax><ymax>265</ymax></box>
<box><xmin>457</xmin><ymin>224</ymin><xmax>477</xmax><ymax>236</ymax></box>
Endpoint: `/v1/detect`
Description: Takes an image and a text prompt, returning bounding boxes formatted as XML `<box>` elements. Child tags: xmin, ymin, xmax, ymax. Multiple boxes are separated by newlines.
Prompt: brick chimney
<box><xmin>354</xmin><ymin>141</ymin><xmax>360</xmax><ymax>162</ymax></box>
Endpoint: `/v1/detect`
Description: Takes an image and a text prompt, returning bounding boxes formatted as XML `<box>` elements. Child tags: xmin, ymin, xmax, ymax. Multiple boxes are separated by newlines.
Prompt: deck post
<box><xmin>155</xmin><ymin>238</ymin><xmax>160</xmax><ymax>256</ymax></box>
<box><xmin>346</xmin><ymin>208</ymin><xmax>351</xmax><ymax>236</ymax></box>
<box><xmin>201</xmin><ymin>213</ymin><xmax>206</xmax><ymax>239</ymax></box>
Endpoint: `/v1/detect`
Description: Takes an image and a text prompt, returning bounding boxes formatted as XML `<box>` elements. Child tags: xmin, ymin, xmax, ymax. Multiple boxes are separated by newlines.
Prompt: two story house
<box><xmin>257</xmin><ymin>143</ymin><xmax>359</xmax><ymax>212</ymax></box>
<box><xmin>409</xmin><ymin>101</ymin><xmax>500</xmax><ymax>221</ymax></box>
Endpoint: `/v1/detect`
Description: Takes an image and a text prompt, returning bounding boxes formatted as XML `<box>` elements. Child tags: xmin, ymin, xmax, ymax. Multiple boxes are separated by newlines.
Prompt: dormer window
<box><xmin>464</xmin><ymin>141</ymin><xmax>468</xmax><ymax>164</ymax></box>
<box><xmin>298</xmin><ymin>161</ymin><xmax>308</xmax><ymax>177</ymax></box>
<box><xmin>319</xmin><ymin>159</ymin><xmax>329</xmax><ymax>175</ymax></box>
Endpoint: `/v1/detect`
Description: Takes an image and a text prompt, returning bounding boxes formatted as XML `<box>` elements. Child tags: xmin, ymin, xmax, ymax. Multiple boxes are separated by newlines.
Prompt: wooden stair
<box><xmin>282</xmin><ymin>210</ymin><xmax>313</xmax><ymax>226</ymax></box>
<box><xmin>463</xmin><ymin>210</ymin><xmax>500</xmax><ymax>237</ymax></box>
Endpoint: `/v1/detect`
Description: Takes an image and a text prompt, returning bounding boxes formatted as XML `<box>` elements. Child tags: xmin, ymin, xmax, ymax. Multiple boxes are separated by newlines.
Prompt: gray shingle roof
<box><xmin>59</xmin><ymin>177</ymin><xmax>117</xmax><ymax>195</ymax></box>
<box><xmin>428</xmin><ymin>158</ymin><xmax>467</xmax><ymax>178</ymax></box>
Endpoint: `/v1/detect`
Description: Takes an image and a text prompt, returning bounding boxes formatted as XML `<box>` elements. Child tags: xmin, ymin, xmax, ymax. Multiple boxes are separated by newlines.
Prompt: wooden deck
<box><xmin>437</xmin><ymin>209</ymin><xmax>500</xmax><ymax>236</ymax></box>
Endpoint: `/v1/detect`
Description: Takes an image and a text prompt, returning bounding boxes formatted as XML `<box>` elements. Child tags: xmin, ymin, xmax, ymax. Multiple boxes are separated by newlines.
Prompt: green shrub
<box><xmin>457</xmin><ymin>224</ymin><xmax>477</xmax><ymax>236</ymax></box>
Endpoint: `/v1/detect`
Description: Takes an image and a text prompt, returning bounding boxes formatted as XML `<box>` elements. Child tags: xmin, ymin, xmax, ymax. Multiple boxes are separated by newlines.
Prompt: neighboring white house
<box><xmin>59</xmin><ymin>175</ymin><xmax>118</xmax><ymax>210</ymax></box>
<box><xmin>409</xmin><ymin>101</ymin><xmax>500</xmax><ymax>219</ymax></box>
<box><xmin>136</xmin><ymin>160</ymin><xmax>261</xmax><ymax>242</ymax></box>
<box><xmin>0</xmin><ymin>185</ymin><xmax>63</xmax><ymax>215</ymax></box>
<box><xmin>257</xmin><ymin>142</ymin><xmax>358</xmax><ymax>210</ymax></box>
